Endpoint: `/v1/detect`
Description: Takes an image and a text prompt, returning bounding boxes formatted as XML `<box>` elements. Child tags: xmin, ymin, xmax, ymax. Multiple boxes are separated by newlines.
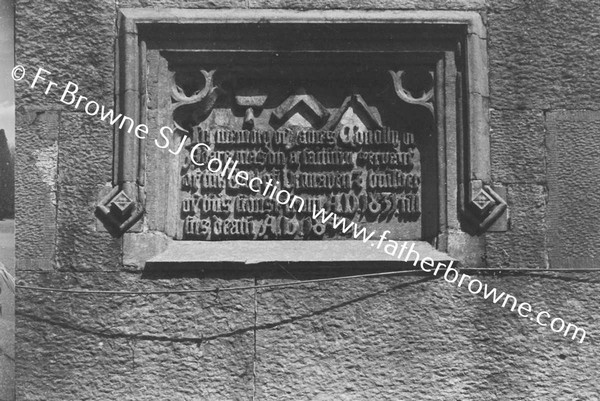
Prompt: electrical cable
<box><xmin>15</xmin><ymin>269</ymin><xmax>426</xmax><ymax>295</ymax></box>
<box><xmin>13</xmin><ymin>267</ymin><xmax>600</xmax><ymax>296</ymax></box>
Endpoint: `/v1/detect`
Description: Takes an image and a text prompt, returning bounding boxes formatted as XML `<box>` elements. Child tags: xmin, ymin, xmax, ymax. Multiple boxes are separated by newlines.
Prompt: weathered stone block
<box><xmin>488</xmin><ymin>1</ymin><xmax>600</xmax><ymax>110</ymax></box>
<box><xmin>59</xmin><ymin>113</ymin><xmax>113</xmax><ymax>186</ymax></box>
<box><xmin>123</xmin><ymin>232</ymin><xmax>170</xmax><ymax>270</ymax></box>
<box><xmin>15</xmin><ymin>0</ymin><xmax>116</xmax><ymax>108</ymax></box>
<box><xmin>449</xmin><ymin>272</ymin><xmax>599</xmax><ymax>400</ymax></box>
<box><xmin>546</xmin><ymin>110</ymin><xmax>600</xmax><ymax>269</ymax></box>
<box><xmin>486</xmin><ymin>184</ymin><xmax>547</xmax><ymax>269</ymax></box>
<box><xmin>255</xmin><ymin>275</ymin><xmax>474</xmax><ymax>400</ymax></box>
<box><xmin>15</xmin><ymin>109</ymin><xmax>59</xmax><ymax>271</ymax></box>
<box><xmin>131</xmin><ymin>336</ymin><xmax>254</xmax><ymax>400</ymax></box>
<box><xmin>16</xmin><ymin>271</ymin><xmax>256</xmax><ymax>399</ymax></box>
<box><xmin>490</xmin><ymin>109</ymin><xmax>546</xmax><ymax>183</ymax></box>
<box><xmin>56</xmin><ymin>113</ymin><xmax>119</xmax><ymax>271</ymax></box>
<box><xmin>256</xmin><ymin>270</ymin><xmax>600</xmax><ymax>400</ymax></box>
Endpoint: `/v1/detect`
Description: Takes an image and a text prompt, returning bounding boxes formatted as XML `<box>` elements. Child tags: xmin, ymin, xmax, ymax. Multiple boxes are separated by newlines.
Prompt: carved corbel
<box><xmin>462</xmin><ymin>180</ymin><xmax>508</xmax><ymax>232</ymax></box>
<box><xmin>97</xmin><ymin>184</ymin><xmax>144</xmax><ymax>233</ymax></box>
<box><xmin>389</xmin><ymin>70</ymin><xmax>434</xmax><ymax>116</ymax></box>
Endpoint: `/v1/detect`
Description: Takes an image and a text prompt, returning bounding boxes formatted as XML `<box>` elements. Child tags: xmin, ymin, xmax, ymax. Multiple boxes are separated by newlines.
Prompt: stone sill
<box><xmin>147</xmin><ymin>240</ymin><xmax>453</xmax><ymax>265</ymax></box>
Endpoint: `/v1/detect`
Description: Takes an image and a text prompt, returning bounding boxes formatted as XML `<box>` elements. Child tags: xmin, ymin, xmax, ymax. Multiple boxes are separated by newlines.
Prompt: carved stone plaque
<box><xmin>107</xmin><ymin>10</ymin><xmax>499</xmax><ymax>264</ymax></box>
<box><xmin>167</xmin><ymin>54</ymin><xmax>436</xmax><ymax>240</ymax></box>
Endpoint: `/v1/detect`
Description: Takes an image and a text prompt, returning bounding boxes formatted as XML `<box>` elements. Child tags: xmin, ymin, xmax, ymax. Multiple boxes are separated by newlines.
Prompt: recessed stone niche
<box><xmin>98</xmin><ymin>9</ymin><xmax>506</xmax><ymax>268</ymax></box>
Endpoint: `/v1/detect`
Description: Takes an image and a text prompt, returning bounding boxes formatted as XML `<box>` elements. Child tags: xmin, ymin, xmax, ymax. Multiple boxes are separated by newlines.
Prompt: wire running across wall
<box><xmin>9</xmin><ymin>266</ymin><xmax>600</xmax><ymax>296</ymax></box>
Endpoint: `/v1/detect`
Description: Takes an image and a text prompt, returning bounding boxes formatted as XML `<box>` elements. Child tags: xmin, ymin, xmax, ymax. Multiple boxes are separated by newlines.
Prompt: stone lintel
<box><xmin>119</xmin><ymin>9</ymin><xmax>484</xmax><ymax>34</ymax></box>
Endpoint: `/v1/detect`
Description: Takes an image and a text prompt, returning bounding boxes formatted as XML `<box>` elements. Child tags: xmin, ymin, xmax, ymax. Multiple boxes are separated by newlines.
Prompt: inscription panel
<box><xmin>181</xmin><ymin>127</ymin><xmax>421</xmax><ymax>240</ymax></box>
<box><xmin>110</xmin><ymin>10</ymin><xmax>493</xmax><ymax>263</ymax></box>
<box><xmin>158</xmin><ymin>53</ymin><xmax>437</xmax><ymax>240</ymax></box>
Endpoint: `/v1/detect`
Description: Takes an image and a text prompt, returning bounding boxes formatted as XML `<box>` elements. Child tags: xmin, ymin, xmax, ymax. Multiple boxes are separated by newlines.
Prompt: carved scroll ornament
<box><xmin>389</xmin><ymin>70</ymin><xmax>434</xmax><ymax>117</ymax></box>
<box><xmin>171</xmin><ymin>70</ymin><xmax>222</xmax><ymax>132</ymax></box>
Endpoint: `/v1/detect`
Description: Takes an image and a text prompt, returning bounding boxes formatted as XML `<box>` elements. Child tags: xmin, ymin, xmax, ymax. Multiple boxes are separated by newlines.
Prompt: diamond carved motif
<box><xmin>96</xmin><ymin>186</ymin><xmax>143</xmax><ymax>234</ymax></box>
<box><xmin>471</xmin><ymin>189</ymin><xmax>495</xmax><ymax>216</ymax></box>
<box><xmin>110</xmin><ymin>190</ymin><xmax>134</xmax><ymax>218</ymax></box>
<box><xmin>465</xmin><ymin>182</ymin><xmax>508</xmax><ymax>232</ymax></box>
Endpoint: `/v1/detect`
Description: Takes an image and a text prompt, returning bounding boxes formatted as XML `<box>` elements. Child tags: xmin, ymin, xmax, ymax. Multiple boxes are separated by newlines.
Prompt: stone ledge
<box><xmin>147</xmin><ymin>240</ymin><xmax>454</xmax><ymax>265</ymax></box>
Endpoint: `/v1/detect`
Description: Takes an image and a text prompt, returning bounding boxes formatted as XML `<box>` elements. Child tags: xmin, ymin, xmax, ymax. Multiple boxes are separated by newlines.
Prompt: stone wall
<box><xmin>15</xmin><ymin>1</ymin><xmax>600</xmax><ymax>400</ymax></box>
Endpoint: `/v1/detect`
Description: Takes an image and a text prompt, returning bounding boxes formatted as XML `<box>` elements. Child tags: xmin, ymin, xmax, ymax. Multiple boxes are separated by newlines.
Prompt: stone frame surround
<box><xmin>100</xmin><ymin>9</ymin><xmax>505</xmax><ymax>268</ymax></box>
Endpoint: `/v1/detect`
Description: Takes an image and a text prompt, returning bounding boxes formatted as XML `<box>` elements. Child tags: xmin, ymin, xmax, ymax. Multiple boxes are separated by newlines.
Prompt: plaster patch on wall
<box><xmin>33</xmin><ymin>142</ymin><xmax>58</xmax><ymax>205</ymax></box>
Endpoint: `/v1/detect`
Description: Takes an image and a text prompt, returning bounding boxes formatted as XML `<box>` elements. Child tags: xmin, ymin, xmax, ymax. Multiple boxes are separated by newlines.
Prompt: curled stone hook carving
<box><xmin>171</xmin><ymin>70</ymin><xmax>216</xmax><ymax>110</ymax></box>
<box><xmin>171</xmin><ymin>70</ymin><xmax>222</xmax><ymax>132</ymax></box>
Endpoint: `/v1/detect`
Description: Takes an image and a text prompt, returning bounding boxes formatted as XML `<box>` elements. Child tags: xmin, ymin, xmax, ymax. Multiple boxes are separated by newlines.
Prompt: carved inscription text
<box><xmin>181</xmin><ymin>127</ymin><xmax>421</xmax><ymax>240</ymax></box>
